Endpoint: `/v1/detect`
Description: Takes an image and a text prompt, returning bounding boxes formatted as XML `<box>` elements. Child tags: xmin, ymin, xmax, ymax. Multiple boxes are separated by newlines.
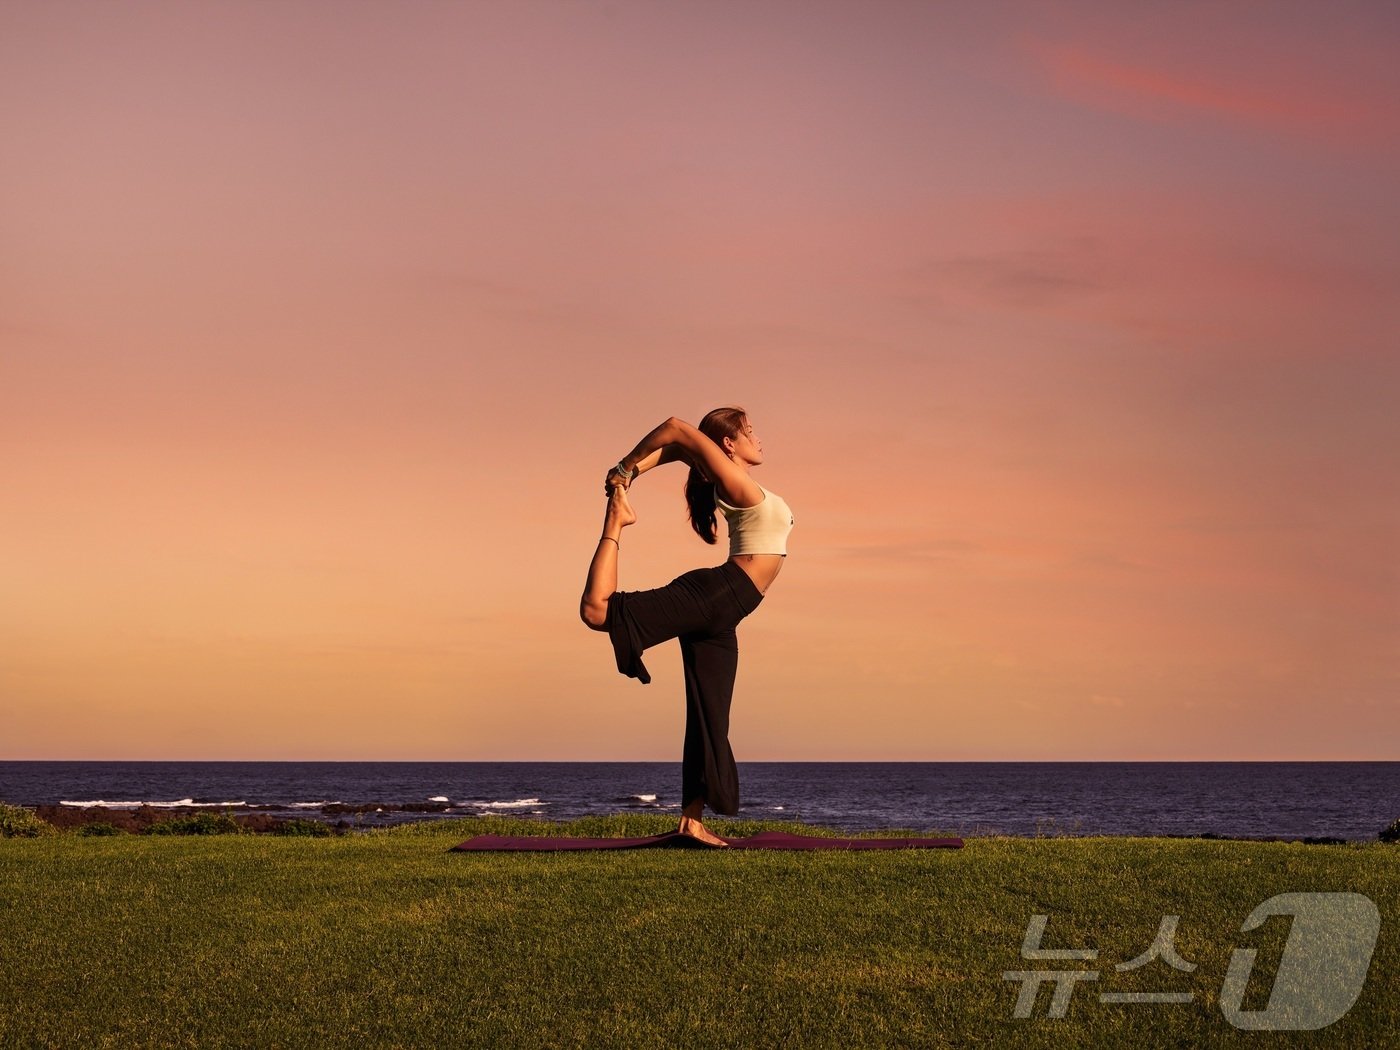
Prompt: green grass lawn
<box><xmin>1</xmin><ymin>814</ymin><xmax>1395</xmax><ymax>1048</ymax></box>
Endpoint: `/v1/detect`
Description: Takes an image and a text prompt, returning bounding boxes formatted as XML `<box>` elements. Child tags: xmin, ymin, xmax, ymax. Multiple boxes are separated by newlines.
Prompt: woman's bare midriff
<box><xmin>730</xmin><ymin>553</ymin><xmax>784</xmax><ymax>595</ymax></box>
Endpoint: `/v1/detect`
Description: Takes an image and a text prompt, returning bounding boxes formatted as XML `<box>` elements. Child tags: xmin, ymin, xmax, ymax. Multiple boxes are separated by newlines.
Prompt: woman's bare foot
<box><xmin>608</xmin><ymin>484</ymin><xmax>637</xmax><ymax>528</ymax></box>
<box><xmin>678</xmin><ymin>815</ymin><xmax>729</xmax><ymax>847</ymax></box>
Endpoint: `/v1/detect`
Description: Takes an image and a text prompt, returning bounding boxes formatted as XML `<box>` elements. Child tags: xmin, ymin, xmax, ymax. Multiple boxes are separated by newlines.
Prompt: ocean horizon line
<box><xmin>4</xmin><ymin>757</ymin><xmax>1395</xmax><ymax>765</ymax></box>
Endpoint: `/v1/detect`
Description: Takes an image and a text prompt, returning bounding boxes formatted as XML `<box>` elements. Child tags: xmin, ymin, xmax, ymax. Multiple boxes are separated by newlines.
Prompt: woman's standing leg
<box><xmin>580</xmin><ymin>486</ymin><xmax>635</xmax><ymax>629</ymax></box>
<box><xmin>679</xmin><ymin>626</ymin><xmax>742</xmax><ymax>819</ymax></box>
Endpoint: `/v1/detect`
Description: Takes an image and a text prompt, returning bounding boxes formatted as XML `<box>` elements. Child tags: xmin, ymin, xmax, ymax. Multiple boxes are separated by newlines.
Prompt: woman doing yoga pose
<box><xmin>579</xmin><ymin>407</ymin><xmax>794</xmax><ymax>847</ymax></box>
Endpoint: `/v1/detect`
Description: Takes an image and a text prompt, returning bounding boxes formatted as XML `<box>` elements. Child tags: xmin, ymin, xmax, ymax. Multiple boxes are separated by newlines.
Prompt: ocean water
<box><xmin>2</xmin><ymin>761</ymin><xmax>1397</xmax><ymax>841</ymax></box>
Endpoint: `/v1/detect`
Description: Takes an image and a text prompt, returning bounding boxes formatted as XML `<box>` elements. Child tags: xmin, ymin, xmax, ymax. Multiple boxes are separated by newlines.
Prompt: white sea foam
<box><xmin>290</xmin><ymin>801</ymin><xmax>341</xmax><ymax>809</ymax></box>
<box><xmin>427</xmin><ymin>796</ymin><xmax>450</xmax><ymax>803</ymax></box>
<box><xmin>60</xmin><ymin>799</ymin><xmax>248</xmax><ymax>809</ymax></box>
<box><xmin>634</xmin><ymin>793</ymin><xmax>657</xmax><ymax>802</ymax></box>
<box><xmin>468</xmin><ymin>797</ymin><xmax>547</xmax><ymax>809</ymax></box>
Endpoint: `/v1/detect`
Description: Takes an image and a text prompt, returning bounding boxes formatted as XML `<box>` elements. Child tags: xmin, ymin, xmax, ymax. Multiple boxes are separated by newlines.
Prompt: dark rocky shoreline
<box><xmin>30</xmin><ymin>800</ymin><xmax>461</xmax><ymax>834</ymax></box>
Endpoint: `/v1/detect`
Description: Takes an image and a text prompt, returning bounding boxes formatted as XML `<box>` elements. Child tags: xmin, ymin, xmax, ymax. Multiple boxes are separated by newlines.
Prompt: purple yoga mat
<box><xmin>451</xmin><ymin>829</ymin><xmax>964</xmax><ymax>851</ymax></box>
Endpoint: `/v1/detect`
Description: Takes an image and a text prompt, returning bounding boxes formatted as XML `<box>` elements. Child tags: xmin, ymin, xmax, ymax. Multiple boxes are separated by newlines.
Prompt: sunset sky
<box><xmin>3</xmin><ymin>1</ymin><xmax>1397</xmax><ymax>760</ymax></box>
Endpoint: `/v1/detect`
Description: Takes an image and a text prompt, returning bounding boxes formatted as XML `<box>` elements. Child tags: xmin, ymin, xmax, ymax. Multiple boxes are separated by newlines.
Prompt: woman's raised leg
<box><xmin>580</xmin><ymin>485</ymin><xmax>635</xmax><ymax>629</ymax></box>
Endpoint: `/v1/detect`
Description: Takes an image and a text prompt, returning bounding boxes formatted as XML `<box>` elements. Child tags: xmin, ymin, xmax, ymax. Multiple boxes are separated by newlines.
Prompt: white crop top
<box><xmin>715</xmin><ymin>485</ymin><xmax>795</xmax><ymax>556</ymax></box>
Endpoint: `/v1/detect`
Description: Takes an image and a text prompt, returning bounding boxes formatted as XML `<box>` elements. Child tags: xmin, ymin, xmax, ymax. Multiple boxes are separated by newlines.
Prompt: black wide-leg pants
<box><xmin>604</xmin><ymin>560</ymin><xmax>764</xmax><ymax>816</ymax></box>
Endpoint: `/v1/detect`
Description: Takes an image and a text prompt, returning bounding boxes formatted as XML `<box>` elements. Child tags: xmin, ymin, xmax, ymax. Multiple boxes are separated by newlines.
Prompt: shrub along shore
<box><xmin>5</xmin><ymin>800</ymin><xmax>1397</xmax><ymax>843</ymax></box>
<box><xmin>8</xmin><ymin>801</ymin><xmax>448</xmax><ymax>835</ymax></box>
<box><xmin>1</xmin><ymin>807</ymin><xmax>1396</xmax><ymax>1048</ymax></box>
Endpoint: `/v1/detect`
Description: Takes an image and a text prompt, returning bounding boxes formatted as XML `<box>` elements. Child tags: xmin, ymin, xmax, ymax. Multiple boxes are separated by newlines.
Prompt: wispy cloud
<box><xmin>825</xmin><ymin>538</ymin><xmax>984</xmax><ymax>563</ymax></box>
<box><xmin>1024</xmin><ymin>39</ymin><xmax>1393</xmax><ymax>144</ymax></box>
<box><xmin>921</xmin><ymin>242</ymin><xmax>1107</xmax><ymax>311</ymax></box>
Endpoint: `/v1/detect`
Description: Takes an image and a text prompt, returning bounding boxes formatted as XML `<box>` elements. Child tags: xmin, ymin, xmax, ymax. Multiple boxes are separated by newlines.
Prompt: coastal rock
<box><xmin>1380</xmin><ymin>818</ymin><xmax>1400</xmax><ymax>843</ymax></box>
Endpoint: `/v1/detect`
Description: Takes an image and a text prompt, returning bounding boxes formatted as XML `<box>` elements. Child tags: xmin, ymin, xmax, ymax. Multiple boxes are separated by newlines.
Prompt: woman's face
<box><xmin>727</xmin><ymin>419</ymin><xmax>763</xmax><ymax>466</ymax></box>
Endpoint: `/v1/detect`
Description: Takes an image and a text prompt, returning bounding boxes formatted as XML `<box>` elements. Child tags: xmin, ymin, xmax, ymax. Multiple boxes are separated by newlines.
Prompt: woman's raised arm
<box><xmin>631</xmin><ymin>444</ymin><xmax>688</xmax><ymax>478</ymax></box>
<box><xmin>614</xmin><ymin>418</ymin><xmax>760</xmax><ymax>507</ymax></box>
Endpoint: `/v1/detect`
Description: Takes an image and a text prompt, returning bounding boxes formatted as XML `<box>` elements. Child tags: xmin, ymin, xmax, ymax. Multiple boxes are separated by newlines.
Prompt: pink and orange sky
<box><xmin>3</xmin><ymin>2</ymin><xmax>1397</xmax><ymax>760</ymax></box>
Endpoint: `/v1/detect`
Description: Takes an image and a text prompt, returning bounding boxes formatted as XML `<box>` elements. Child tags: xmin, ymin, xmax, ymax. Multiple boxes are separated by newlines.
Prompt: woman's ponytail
<box><xmin>685</xmin><ymin>467</ymin><xmax>719</xmax><ymax>544</ymax></box>
<box><xmin>683</xmin><ymin>405</ymin><xmax>748</xmax><ymax>544</ymax></box>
